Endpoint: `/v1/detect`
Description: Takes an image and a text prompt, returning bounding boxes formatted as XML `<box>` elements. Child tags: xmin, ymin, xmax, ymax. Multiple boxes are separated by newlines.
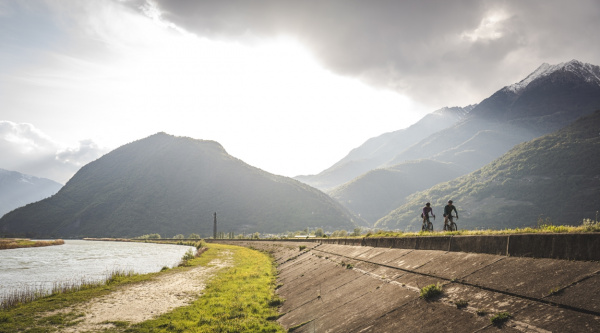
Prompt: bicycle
<box><xmin>422</xmin><ymin>215</ymin><xmax>434</xmax><ymax>232</ymax></box>
<box><xmin>443</xmin><ymin>215</ymin><xmax>458</xmax><ymax>231</ymax></box>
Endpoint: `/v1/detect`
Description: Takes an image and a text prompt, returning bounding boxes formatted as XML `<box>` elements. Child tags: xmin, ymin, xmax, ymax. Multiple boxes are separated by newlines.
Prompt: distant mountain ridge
<box><xmin>329</xmin><ymin>159</ymin><xmax>466</xmax><ymax>224</ymax></box>
<box><xmin>0</xmin><ymin>133</ymin><xmax>360</xmax><ymax>238</ymax></box>
<box><xmin>295</xmin><ymin>105</ymin><xmax>474</xmax><ymax>191</ymax></box>
<box><xmin>376</xmin><ymin>109</ymin><xmax>600</xmax><ymax>231</ymax></box>
<box><xmin>316</xmin><ymin>60</ymin><xmax>600</xmax><ymax>226</ymax></box>
<box><xmin>0</xmin><ymin>169</ymin><xmax>62</xmax><ymax>218</ymax></box>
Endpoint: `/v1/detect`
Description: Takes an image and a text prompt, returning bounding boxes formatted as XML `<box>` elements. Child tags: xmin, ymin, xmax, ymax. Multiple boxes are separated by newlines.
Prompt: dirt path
<box><xmin>59</xmin><ymin>250</ymin><xmax>233</xmax><ymax>332</ymax></box>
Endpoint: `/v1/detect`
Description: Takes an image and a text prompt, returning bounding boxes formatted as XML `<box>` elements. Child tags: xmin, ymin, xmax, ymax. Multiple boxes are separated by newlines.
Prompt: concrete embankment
<box><xmin>211</xmin><ymin>238</ymin><xmax>600</xmax><ymax>332</ymax></box>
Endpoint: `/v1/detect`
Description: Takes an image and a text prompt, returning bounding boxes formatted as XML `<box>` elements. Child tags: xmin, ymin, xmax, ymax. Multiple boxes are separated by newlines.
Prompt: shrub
<box><xmin>420</xmin><ymin>283</ymin><xmax>443</xmax><ymax>300</ymax></box>
<box><xmin>454</xmin><ymin>299</ymin><xmax>468</xmax><ymax>309</ymax></box>
<box><xmin>490</xmin><ymin>312</ymin><xmax>512</xmax><ymax>326</ymax></box>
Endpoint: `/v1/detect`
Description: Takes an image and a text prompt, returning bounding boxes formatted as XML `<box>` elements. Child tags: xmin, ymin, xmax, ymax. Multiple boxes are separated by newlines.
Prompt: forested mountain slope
<box><xmin>376</xmin><ymin>110</ymin><xmax>600</xmax><ymax>231</ymax></box>
<box><xmin>0</xmin><ymin>133</ymin><xmax>360</xmax><ymax>238</ymax></box>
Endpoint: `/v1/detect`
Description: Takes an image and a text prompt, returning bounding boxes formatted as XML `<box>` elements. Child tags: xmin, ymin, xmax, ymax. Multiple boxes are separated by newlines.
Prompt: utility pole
<box><xmin>213</xmin><ymin>212</ymin><xmax>217</xmax><ymax>239</ymax></box>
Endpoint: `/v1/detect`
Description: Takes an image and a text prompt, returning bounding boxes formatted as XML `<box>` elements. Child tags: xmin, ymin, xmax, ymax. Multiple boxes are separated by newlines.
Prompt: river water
<box><xmin>0</xmin><ymin>240</ymin><xmax>196</xmax><ymax>299</ymax></box>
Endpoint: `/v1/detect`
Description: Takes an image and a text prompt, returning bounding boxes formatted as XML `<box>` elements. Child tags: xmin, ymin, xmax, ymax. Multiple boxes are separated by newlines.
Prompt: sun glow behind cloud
<box><xmin>2</xmin><ymin>1</ymin><xmax>427</xmax><ymax>180</ymax></box>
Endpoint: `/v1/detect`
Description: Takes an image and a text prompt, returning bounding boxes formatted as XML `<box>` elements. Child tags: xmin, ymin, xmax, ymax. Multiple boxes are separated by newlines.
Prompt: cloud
<box><xmin>137</xmin><ymin>0</ymin><xmax>600</xmax><ymax>107</ymax></box>
<box><xmin>0</xmin><ymin>121</ymin><xmax>108</xmax><ymax>183</ymax></box>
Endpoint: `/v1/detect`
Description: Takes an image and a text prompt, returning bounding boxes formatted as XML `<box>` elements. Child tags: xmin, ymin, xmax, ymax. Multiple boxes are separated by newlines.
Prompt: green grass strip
<box><xmin>130</xmin><ymin>243</ymin><xmax>285</xmax><ymax>333</ymax></box>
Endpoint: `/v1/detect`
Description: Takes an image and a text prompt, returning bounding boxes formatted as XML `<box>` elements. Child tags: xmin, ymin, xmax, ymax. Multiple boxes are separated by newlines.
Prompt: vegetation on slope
<box><xmin>376</xmin><ymin>110</ymin><xmax>600</xmax><ymax>231</ymax></box>
<box><xmin>0</xmin><ymin>133</ymin><xmax>359</xmax><ymax>238</ymax></box>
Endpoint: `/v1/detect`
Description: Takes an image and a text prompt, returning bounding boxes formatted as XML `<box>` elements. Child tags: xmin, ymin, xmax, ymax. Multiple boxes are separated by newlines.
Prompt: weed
<box><xmin>268</xmin><ymin>296</ymin><xmax>284</xmax><ymax>307</ymax></box>
<box><xmin>420</xmin><ymin>283</ymin><xmax>443</xmax><ymax>300</ymax></box>
<box><xmin>299</xmin><ymin>245</ymin><xmax>307</xmax><ymax>251</ymax></box>
<box><xmin>476</xmin><ymin>309</ymin><xmax>487</xmax><ymax>316</ymax></box>
<box><xmin>289</xmin><ymin>320</ymin><xmax>313</xmax><ymax>332</ymax></box>
<box><xmin>490</xmin><ymin>311</ymin><xmax>512</xmax><ymax>326</ymax></box>
<box><xmin>454</xmin><ymin>299</ymin><xmax>468</xmax><ymax>309</ymax></box>
<box><xmin>548</xmin><ymin>287</ymin><xmax>562</xmax><ymax>296</ymax></box>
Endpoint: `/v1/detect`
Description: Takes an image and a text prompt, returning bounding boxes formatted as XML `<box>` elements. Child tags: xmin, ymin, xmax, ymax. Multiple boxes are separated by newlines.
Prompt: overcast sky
<box><xmin>1</xmin><ymin>0</ymin><xmax>599</xmax><ymax>183</ymax></box>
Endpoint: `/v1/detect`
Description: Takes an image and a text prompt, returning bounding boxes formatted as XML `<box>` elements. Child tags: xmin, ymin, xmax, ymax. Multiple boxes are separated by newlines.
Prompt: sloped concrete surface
<box><xmin>216</xmin><ymin>240</ymin><xmax>600</xmax><ymax>332</ymax></box>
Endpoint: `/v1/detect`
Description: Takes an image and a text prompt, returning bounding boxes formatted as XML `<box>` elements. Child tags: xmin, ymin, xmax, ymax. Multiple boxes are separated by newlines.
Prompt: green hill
<box><xmin>328</xmin><ymin>160</ymin><xmax>466</xmax><ymax>224</ymax></box>
<box><xmin>375</xmin><ymin>110</ymin><xmax>600</xmax><ymax>231</ymax></box>
<box><xmin>0</xmin><ymin>133</ymin><xmax>359</xmax><ymax>238</ymax></box>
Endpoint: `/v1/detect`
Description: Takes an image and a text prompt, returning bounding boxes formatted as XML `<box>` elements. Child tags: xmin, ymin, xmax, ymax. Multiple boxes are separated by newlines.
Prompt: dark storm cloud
<box><xmin>135</xmin><ymin>0</ymin><xmax>600</xmax><ymax>107</ymax></box>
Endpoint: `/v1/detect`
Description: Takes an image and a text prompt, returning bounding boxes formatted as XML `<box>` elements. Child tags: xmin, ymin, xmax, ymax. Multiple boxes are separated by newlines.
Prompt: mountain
<box><xmin>305</xmin><ymin>60</ymin><xmax>600</xmax><ymax>227</ymax></box>
<box><xmin>375</xmin><ymin>110</ymin><xmax>600</xmax><ymax>231</ymax></box>
<box><xmin>0</xmin><ymin>133</ymin><xmax>360</xmax><ymax>238</ymax></box>
<box><xmin>294</xmin><ymin>105</ymin><xmax>473</xmax><ymax>191</ymax></box>
<box><xmin>0</xmin><ymin>169</ymin><xmax>62</xmax><ymax>218</ymax></box>
<box><xmin>328</xmin><ymin>159</ymin><xmax>466</xmax><ymax>224</ymax></box>
<box><xmin>387</xmin><ymin>60</ymin><xmax>600</xmax><ymax>170</ymax></box>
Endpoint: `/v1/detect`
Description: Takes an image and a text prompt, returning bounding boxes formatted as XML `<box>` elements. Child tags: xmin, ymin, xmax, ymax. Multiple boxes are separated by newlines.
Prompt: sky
<box><xmin>1</xmin><ymin>0</ymin><xmax>600</xmax><ymax>184</ymax></box>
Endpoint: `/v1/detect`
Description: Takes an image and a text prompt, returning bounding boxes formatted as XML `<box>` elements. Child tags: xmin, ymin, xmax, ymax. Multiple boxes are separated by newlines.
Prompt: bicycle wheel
<box><xmin>450</xmin><ymin>222</ymin><xmax>457</xmax><ymax>231</ymax></box>
<box><xmin>427</xmin><ymin>221</ymin><xmax>433</xmax><ymax>232</ymax></box>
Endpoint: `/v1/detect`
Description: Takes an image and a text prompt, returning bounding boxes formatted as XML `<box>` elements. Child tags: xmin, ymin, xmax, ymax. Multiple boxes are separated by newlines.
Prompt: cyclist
<box><xmin>422</xmin><ymin>202</ymin><xmax>435</xmax><ymax>227</ymax></box>
<box><xmin>443</xmin><ymin>200</ymin><xmax>458</xmax><ymax>230</ymax></box>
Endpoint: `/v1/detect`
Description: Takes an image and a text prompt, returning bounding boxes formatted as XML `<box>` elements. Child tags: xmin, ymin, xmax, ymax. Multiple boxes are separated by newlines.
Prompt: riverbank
<box><xmin>0</xmin><ymin>238</ymin><xmax>64</xmax><ymax>250</ymax></box>
<box><xmin>0</xmin><ymin>243</ymin><xmax>284</xmax><ymax>332</ymax></box>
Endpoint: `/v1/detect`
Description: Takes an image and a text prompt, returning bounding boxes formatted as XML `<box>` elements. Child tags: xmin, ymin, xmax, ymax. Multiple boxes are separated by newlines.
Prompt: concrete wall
<box><xmin>207</xmin><ymin>233</ymin><xmax>600</xmax><ymax>261</ymax></box>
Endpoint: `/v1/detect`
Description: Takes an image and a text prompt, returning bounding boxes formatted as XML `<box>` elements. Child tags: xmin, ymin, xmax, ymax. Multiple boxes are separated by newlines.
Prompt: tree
<box><xmin>351</xmin><ymin>227</ymin><xmax>362</xmax><ymax>237</ymax></box>
<box><xmin>315</xmin><ymin>228</ymin><xmax>324</xmax><ymax>237</ymax></box>
<box><xmin>173</xmin><ymin>234</ymin><xmax>185</xmax><ymax>239</ymax></box>
<box><xmin>188</xmin><ymin>233</ymin><xmax>201</xmax><ymax>239</ymax></box>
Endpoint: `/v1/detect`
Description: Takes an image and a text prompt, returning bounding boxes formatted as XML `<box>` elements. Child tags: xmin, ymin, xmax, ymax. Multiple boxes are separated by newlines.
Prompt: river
<box><xmin>0</xmin><ymin>240</ymin><xmax>196</xmax><ymax>299</ymax></box>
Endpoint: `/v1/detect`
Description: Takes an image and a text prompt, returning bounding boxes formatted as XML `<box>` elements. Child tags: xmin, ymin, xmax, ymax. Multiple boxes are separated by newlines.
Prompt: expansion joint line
<box><xmin>310</xmin><ymin>248</ymin><xmax>600</xmax><ymax>318</ymax></box>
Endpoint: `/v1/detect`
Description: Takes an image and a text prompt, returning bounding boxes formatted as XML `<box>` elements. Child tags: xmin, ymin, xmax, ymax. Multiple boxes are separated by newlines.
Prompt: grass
<box><xmin>0</xmin><ymin>268</ymin><xmax>135</xmax><ymax>311</ymax></box>
<box><xmin>354</xmin><ymin>219</ymin><xmax>600</xmax><ymax>238</ymax></box>
<box><xmin>419</xmin><ymin>283</ymin><xmax>443</xmax><ymax>300</ymax></box>
<box><xmin>0</xmin><ymin>268</ymin><xmax>151</xmax><ymax>331</ymax></box>
<box><xmin>0</xmin><ymin>238</ymin><xmax>65</xmax><ymax>250</ymax></box>
<box><xmin>132</xmin><ymin>243</ymin><xmax>285</xmax><ymax>332</ymax></box>
<box><xmin>0</xmin><ymin>243</ymin><xmax>284</xmax><ymax>332</ymax></box>
<box><xmin>490</xmin><ymin>311</ymin><xmax>512</xmax><ymax>326</ymax></box>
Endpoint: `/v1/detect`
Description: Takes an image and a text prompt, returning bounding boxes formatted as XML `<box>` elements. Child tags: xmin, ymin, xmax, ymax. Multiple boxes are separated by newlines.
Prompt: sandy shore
<box><xmin>54</xmin><ymin>250</ymin><xmax>232</xmax><ymax>332</ymax></box>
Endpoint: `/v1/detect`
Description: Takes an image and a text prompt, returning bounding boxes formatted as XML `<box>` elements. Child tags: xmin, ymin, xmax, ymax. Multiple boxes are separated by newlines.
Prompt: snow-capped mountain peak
<box><xmin>506</xmin><ymin>59</ymin><xmax>600</xmax><ymax>93</ymax></box>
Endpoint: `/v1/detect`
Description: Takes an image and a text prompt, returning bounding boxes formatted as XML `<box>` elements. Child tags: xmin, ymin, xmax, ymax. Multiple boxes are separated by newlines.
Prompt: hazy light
<box><xmin>2</xmin><ymin>1</ymin><xmax>428</xmax><ymax>179</ymax></box>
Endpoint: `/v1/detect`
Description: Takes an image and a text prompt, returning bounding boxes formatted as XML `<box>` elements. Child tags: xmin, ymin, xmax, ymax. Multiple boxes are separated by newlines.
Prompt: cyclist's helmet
<box><xmin>448</xmin><ymin>200</ymin><xmax>453</xmax><ymax>204</ymax></box>
<box><xmin>425</xmin><ymin>202</ymin><xmax>430</xmax><ymax>206</ymax></box>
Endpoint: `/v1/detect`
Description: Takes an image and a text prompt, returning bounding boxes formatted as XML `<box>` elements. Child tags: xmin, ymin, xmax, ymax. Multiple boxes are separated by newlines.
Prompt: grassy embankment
<box><xmin>0</xmin><ymin>242</ymin><xmax>284</xmax><ymax>332</ymax></box>
<box><xmin>356</xmin><ymin>219</ymin><xmax>600</xmax><ymax>238</ymax></box>
<box><xmin>0</xmin><ymin>238</ymin><xmax>65</xmax><ymax>250</ymax></box>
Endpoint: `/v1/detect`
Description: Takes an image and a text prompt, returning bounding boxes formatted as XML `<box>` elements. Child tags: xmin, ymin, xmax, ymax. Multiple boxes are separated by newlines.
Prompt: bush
<box><xmin>420</xmin><ymin>283</ymin><xmax>443</xmax><ymax>300</ymax></box>
<box><xmin>490</xmin><ymin>312</ymin><xmax>512</xmax><ymax>326</ymax></box>
<box><xmin>454</xmin><ymin>299</ymin><xmax>468</xmax><ymax>309</ymax></box>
